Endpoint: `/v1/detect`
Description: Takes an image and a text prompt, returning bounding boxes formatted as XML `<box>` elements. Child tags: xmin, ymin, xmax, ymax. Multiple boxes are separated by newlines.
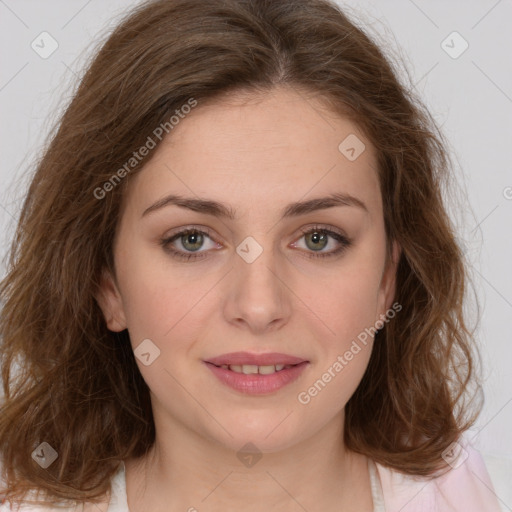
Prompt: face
<box><xmin>97</xmin><ymin>86</ymin><xmax>399</xmax><ymax>454</ymax></box>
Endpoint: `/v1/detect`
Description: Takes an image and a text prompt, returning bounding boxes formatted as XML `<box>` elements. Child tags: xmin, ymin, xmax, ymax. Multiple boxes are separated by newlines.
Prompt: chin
<box><xmin>206</xmin><ymin>411</ymin><xmax>307</xmax><ymax>454</ymax></box>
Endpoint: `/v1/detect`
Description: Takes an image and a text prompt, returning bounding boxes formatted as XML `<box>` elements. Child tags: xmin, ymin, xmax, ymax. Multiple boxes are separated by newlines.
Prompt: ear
<box><xmin>95</xmin><ymin>268</ymin><xmax>127</xmax><ymax>332</ymax></box>
<box><xmin>376</xmin><ymin>239</ymin><xmax>401</xmax><ymax>320</ymax></box>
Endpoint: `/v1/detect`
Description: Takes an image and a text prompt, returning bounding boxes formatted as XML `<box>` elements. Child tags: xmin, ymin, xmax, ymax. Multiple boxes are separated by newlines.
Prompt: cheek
<box><xmin>118</xmin><ymin>267</ymin><xmax>205</xmax><ymax>395</ymax></box>
<box><xmin>115</xmin><ymin>246</ymin><xmax>199</xmax><ymax>344</ymax></box>
<box><xmin>303</xmin><ymin>261</ymin><xmax>383</xmax><ymax>347</ymax></box>
<box><xmin>295</xmin><ymin>269</ymin><xmax>380</xmax><ymax>415</ymax></box>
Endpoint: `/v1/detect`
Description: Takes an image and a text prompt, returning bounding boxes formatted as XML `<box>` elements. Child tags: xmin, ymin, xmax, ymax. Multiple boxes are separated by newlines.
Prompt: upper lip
<box><xmin>205</xmin><ymin>352</ymin><xmax>308</xmax><ymax>366</ymax></box>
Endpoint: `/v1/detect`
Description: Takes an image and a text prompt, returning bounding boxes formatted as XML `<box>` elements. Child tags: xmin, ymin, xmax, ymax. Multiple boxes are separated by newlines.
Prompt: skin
<box><xmin>96</xmin><ymin>85</ymin><xmax>400</xmax><ymax>512</ymax></box>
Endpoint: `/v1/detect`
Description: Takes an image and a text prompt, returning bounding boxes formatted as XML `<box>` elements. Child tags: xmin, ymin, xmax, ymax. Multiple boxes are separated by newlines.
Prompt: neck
<box><xmin>124</xmin><ymin>411</ymin><xmax>373</xmax><ymax>511</ymax></box>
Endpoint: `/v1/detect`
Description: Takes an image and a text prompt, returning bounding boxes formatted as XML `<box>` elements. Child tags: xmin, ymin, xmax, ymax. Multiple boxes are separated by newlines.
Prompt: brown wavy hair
<box><xmin>0</xmin><ymin>0</ymin><xmax>482</xmax><ymax>507</ymax></box>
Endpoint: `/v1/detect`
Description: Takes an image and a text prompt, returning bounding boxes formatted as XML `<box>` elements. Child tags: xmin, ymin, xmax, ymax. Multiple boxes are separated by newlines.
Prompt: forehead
<box><xmin>123</xmin><ymin>86</ymin><xmax>381</xmax><ymax>221</ymax></box>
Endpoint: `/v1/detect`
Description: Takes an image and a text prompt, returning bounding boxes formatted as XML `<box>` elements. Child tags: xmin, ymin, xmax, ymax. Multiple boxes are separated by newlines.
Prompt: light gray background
<box><xmin>1</xmin><ymin>0</ymin><xmax>511</xmax><ymax>507</ymax></box>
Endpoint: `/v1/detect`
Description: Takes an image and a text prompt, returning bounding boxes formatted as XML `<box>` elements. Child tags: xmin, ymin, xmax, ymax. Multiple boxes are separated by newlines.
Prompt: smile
<box><xmin>204</xmin><ymin>361</ymin><xmax>309</xmax><ymax>394</ymax></box>
<box><xmin>214</xmin><ymin>363</ymin><xmax>293</xmax><ymax>374</ymax></box>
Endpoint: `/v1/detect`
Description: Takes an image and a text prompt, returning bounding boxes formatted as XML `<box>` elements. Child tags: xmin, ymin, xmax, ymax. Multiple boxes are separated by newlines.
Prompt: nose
<box><xmin>222</xmin><ymin>240</ymin><xmax>292</xmax><ymax>334</ymax></box>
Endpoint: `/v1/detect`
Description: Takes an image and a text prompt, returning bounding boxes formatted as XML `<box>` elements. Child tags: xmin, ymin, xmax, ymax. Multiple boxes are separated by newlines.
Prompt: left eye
<box><xmin>160</xmin><ymin>225</ymin><xmax>352</xmax><ymax>261</ymax></box>
<box><xmin>291</xmin><ymin>226</ymin><xmax>352</xmax><ymax>258</ymax></box>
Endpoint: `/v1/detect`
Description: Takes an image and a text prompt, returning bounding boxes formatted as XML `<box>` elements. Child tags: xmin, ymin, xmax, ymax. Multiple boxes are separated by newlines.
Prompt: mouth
<box><xmin>205</xmin><ymin>362</ymin><xmax>301</xmax><ymax>375</ymax></box>
<box><xmin>204</xmin><ymin>351</ymin><xmax>308</xmax><ymax>367</ymax></box>
<box><xmin>203</xmin><ymin>353</ymin><xmax>310</xmax><ymax>394</ymax></box>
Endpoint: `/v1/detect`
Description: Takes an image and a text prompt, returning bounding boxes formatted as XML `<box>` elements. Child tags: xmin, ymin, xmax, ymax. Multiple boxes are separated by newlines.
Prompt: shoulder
<box><xmin>374</xmin><ymin>439</ymin><xmax>503</xmax><ymax>512</ymax></box>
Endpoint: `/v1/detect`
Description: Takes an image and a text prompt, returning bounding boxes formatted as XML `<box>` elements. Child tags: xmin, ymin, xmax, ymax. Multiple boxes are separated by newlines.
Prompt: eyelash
<box><xmin>160</xmin><ymin>224</ymin><xmax>352</xmax><ymax>261</ymax></box>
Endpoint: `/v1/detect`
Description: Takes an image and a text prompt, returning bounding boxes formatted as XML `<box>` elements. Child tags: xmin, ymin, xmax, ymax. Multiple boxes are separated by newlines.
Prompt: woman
<box><xmin>0</xmin><ymin>0</ymin><xmax>501</xmax><ymax>510</ymax></box>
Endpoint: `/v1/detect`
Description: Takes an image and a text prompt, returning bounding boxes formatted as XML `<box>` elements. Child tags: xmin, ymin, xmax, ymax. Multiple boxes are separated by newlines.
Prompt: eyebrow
<box><xmin>141</xmin><ymin>192</ymin><xmax>368</xmax><ymax>220</ymax></box>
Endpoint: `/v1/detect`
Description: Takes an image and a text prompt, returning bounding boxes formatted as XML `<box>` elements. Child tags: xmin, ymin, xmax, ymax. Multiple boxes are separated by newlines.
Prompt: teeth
<box><xmin>258</xmin><ymin>365</ymin><xmax>276</xmax><ymax>375</ymax></box>
<box><xmin>242</xmin><ymin>364</ymin><xmax>259</xmax><ymax>375</ymax></box>
<box><xmin>220</xmin><ymin>364</ymin><xmax>293</xmax><ymax>374</ymax></box>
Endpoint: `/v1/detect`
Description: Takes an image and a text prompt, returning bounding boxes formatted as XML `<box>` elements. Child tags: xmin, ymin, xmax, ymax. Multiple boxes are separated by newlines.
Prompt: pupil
<box><xmin>183</xmin><ymin>231</ymin><xmax>203</xmax><ymax>251</ymax></box>
<box><xmin>307</xmin><ymin>231</ymin><xmax>327</xmax><ymax>251</ymax></box>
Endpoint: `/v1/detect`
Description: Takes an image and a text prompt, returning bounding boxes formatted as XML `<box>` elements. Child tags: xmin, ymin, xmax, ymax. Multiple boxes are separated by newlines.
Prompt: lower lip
<box><xmin>204</xmin><ymin>361</ymin><xmax>309</xmax><ymax>394</ymax></box>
